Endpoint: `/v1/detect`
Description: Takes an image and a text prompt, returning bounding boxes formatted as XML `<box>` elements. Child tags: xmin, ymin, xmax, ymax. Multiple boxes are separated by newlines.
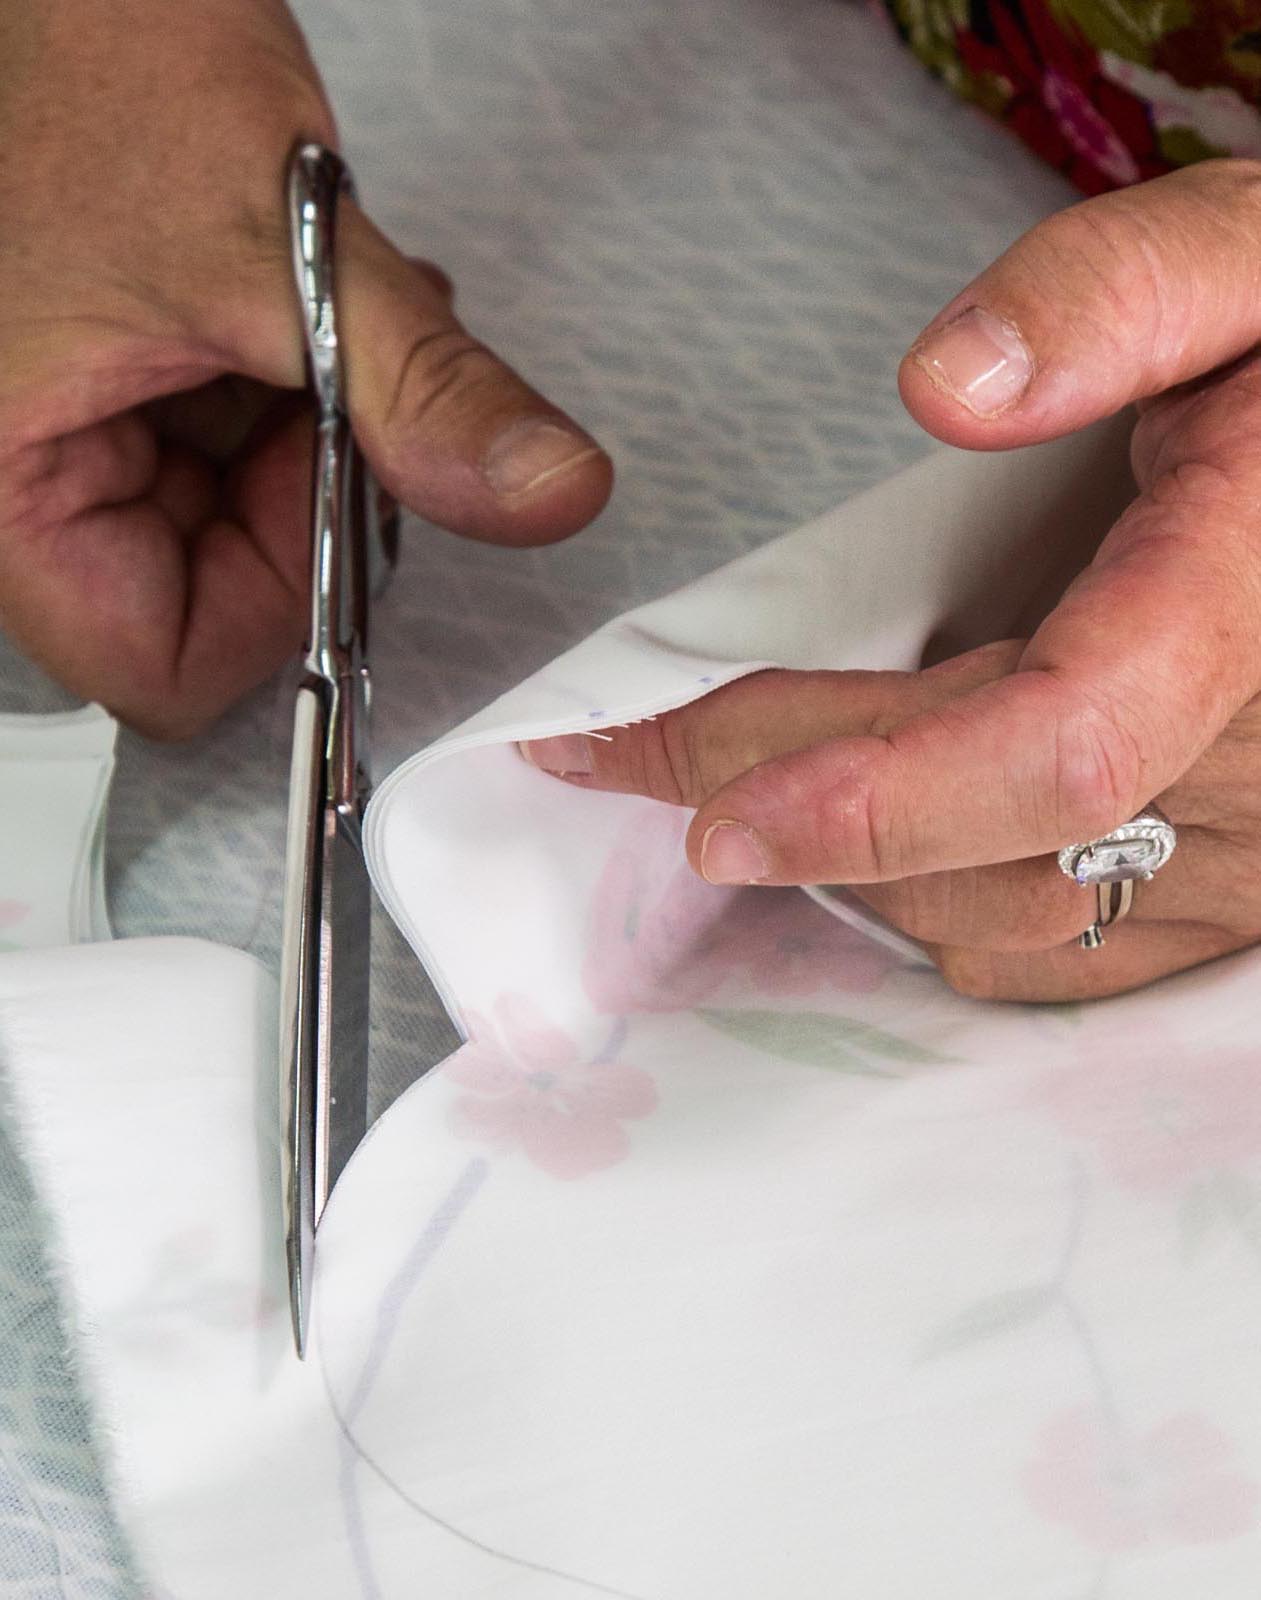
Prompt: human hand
<box><xmin>0</xmin><ymin>0</ymin><xmax>611</xmax><ymax>737</ymax></box>
<box><xmin>522</xmin><ymin>161</ymin><xmax>1261</xmax><ymax>1001</ymax></box>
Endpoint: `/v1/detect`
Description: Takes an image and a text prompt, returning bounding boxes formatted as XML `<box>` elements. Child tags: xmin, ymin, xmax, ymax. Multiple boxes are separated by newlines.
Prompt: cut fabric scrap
<box><xmin>0</xmin><ymin>704</ymin><xmax>117</xmax><ymax>948</ymax></box>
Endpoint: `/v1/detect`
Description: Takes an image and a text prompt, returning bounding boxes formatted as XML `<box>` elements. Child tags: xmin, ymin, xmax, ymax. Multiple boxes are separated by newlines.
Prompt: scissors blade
<box><xmin>279</xmin><ymin>683</ymin><xmax>326</xmax><ymax>1357</ymax></box>
<box><xmin>280</xmin><ymin>676</ymin><xmax>374</xmax><ymax>1357</ymax></box>
<box><xmin>318</xmin><ymin>786</ymin><xmax>371</xmax><ymax>1210</ymax></box>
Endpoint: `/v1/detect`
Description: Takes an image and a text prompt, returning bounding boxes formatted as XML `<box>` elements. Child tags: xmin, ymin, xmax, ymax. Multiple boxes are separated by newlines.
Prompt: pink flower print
<box><xmin>583</xmin><ymin>806</ymin><xmax>897</xmax><ymax>1013</ymax></box>
<box><xmin>1024</xmin><ymin>1408</ymin><xmax>1259</xmax><ymax>1551</ymax></box>
<box><xmin>1034</xmin><ymin>1036</ymin><xmax>1261</xmax><ymax>1191</ymax></box>
<box><xmin>0</xmin><ymin>900</ymin><xmax>31</xmax><ymax>929</ymax></box>
<box><xmin>584</xmin><ymin>807</ymin><xmax>738</xmax><ymax>1014</ymax></box>
<box><xmin>1042</xmin><ymin>70</ymin><xmax>1141</xmax><ymax>186</ymax></box>
<box><xmin>713</xmin><ymin>890</ymin><xmax>896</xmax><ymax>997</ymax></box>
<box><xmin>445</xmin><ymin>993</ymin><xmax>657</xmax><ymax>1179</ymax></box>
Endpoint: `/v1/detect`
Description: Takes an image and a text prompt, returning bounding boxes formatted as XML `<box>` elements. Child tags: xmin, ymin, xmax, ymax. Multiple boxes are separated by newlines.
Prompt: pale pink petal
<box><xmin>493</xmin><ymin>992</ymin><xmax>579</xmax><ymax>1071</ymax></box>
<box><xmin>1163</xmin><ymin>1473</ymin><xmax>1260</xmax><ymax>1544</ymax></box>
<box><xmin>1035</xmin><ymin>1043</ymin><xmax>1261</xmax><ymax>1192</ymax></box>
<box><xmin>583</xmin><ymin>808</ymin><xmax>734</xmax><ymax>1013</ymax></box>
<box><xmin>517</xmin><ymin>1101</ymin><xmax>632</xmax><ymax>1179</ymax></box>
<box><xmin>1191</xmin><ymin>1057</ymin><xmax>1261</xmax><ymax>1170</ymax></box>
<box><xmin>1022</xmin><ymin>1409</ymin><xmax>1147</xmax><ymax>1552</ymax></box>
<box><xmin>448</xmin><ymin>1090</ymin><xmax>531</xmax><ymax>1147</ymax></box>
<box><xmin>583</xmin><ymin>848</ymin><xmax>642</xmax><ymax>1013</ymax></box>
<box><xmin>557</xmin><ymin>1062</ymin><xmax>658</xmax><ymax>1121</ymax></box>
<box><xmin>1024</xmin><ymin>1408</ymin><xmax>1260</xmax><ymax>1552</ymax></box>
<box><xmin>1147</xmin><ymin>1416</ymin><xmax>1260</xmax><ymax>1544</ymax></box>
<box><xmin>0</xmin><ymin>900</ymin><xmax>31</xmax><ymax>929</ymax></box>
<box><xmin>651</xmin><ymin>872</ymin><xmax>739</xmax><ymax>1009</ymax></box>
<box><xmin>443</xmin><ymin>1042</ymin><xmax>523</xmax><ymax>1096</ymax></box>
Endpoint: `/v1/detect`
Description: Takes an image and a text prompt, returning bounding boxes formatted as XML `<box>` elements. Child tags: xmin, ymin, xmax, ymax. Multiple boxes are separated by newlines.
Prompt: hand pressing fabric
<box><xmin>0</xmin><ymin>0</ymin><xmax>611</xmax><ymax>738</ymax></box>
<box><xmin>524</xmin><ymin>162</ymin><xmax>1261</xmax><ymax>1002</ymax></box>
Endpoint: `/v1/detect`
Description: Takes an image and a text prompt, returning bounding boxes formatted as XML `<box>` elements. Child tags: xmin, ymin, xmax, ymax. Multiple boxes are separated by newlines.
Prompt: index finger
<box><xmin>686</xmin><ymin>406</ymin><xmax>1261</xmax><ymax>886</ymax></box>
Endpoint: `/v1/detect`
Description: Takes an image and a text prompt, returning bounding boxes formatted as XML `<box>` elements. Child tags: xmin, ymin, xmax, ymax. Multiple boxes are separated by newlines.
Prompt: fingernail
<box><xmin>483</xmin><ymin>419</ymin><xmax>599</xmax><ymax>497</ymax></box>
<box><xmin>519</xmin><ymin>734</ymin><xmax>594</xmax><ymax>777</ymax></box>
<box><xmin>700</xmin><ymin>822</ymin><xmax>770</xmax><ymax>885</ymax></box>
<box><xmin>914</xmin><ymin>307</ymin><xmax>1032</xmax><ymax>416</ymax></box>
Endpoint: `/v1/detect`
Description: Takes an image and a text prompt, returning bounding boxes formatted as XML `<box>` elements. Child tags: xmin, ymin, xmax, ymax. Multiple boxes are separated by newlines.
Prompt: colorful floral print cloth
<box><xmin>883</xmin><ymin>0</ymin><xmax>1261</xmax><ymax>191</ymax></box>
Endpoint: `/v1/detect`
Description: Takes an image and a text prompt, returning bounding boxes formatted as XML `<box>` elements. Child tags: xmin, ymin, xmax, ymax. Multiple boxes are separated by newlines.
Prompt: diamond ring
<box><xmin>1057</xmin><ymin>805</ymin><xmax>1176</xmax><ymax>950</ymax></box>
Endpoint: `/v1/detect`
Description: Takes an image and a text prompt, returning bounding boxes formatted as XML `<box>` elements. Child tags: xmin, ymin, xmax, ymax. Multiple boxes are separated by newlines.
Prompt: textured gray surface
<box><xmin>0</xmin><ymin>0</ymin><xmax>1074</xmax><ymax>1591</ymax></box>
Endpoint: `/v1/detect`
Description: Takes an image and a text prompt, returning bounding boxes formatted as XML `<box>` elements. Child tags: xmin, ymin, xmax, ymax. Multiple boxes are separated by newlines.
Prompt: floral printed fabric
<box><xmin>882</xmin><ymin>0</ymin><xmax>1261</xmax><ymax>192</ymax></box>
<box><xmin>4</xmin><ymin>424</ymin><xmax>1261</xmax><ymax>1599</ymax></box>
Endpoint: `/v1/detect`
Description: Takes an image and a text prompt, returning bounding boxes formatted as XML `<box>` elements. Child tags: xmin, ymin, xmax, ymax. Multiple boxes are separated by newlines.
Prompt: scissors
<box><xmin>278</xmin><ymin>143</ymin><xmax>382</xmax><ymax>1358</ymax></box>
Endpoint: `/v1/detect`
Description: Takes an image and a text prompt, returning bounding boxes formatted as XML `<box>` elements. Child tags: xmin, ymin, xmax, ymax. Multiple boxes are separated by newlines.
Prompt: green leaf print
<box><xmin>917</xmin><ymin>1285</ymin><xmax>1058</xmax><ymax>1362</ymax></box>
<box><xmin>1158</xmin><ymin>126</ymin><xmax>1228</xmax><ymax>166</ymax></box>
<box><xmin>696</xmin><ymin>1008</ymin><xmax>947</xmax><ymax>1073</ymax></box>
<box><xmin>1051</xmin><ymin>0</ymin><xmax>1191</xmax><ymax>63</ymax></box>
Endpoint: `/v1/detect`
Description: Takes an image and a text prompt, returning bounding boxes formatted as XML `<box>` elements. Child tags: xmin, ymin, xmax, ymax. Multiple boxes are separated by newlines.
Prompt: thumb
<box><xmin>4</xmin><ymin>192</ymin><xmax>612</xmax><ymax>549</ymax></box>
<box><xmin>899</xmin><ymin>159</ymin><xmax>1261</xmax><ymax>448</ymax></box>
<box><xmin>309</xmin><ymin>204</ymin><xmax>612</xmax><ymax>546</ymax></box>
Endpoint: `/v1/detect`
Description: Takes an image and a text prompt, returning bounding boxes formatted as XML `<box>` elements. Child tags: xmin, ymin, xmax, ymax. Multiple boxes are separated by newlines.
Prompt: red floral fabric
<box><xmin>883</xmin><ymin>0</ymin><xmax>1261</xmax><ymax>194</ymax></box>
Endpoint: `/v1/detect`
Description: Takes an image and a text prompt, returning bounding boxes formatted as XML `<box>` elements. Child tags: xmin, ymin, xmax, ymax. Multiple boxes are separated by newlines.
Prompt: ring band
<box><xmin>1080</xmin><ymin>879</ymin><xmax>1134</xmax><ymax>950</ymax></box>
<box><xmin>1058</xmin><ymin>805</ymin><xmax>1176</xmax><ymax>951</ymax></box>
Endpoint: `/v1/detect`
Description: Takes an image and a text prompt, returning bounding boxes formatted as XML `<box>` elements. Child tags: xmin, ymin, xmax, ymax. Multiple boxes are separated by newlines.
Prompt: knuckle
<box><xmin>1146</xmin><ymin>455</ymin><xmax>1242</xmax><ymax>514</ymax></box>
<box><xmin>856</xmin><ymin>780</ymin><xmax>896</xmax><ymax>881</ymax></box>
<box><xmin>863</xmin><ymin>876</ymin><xmax>925</xmax><ymax>936</ymax></box>
<box><xmin>810</xmin><ymin>745</ymin><xmax>899</xmax><ymax>881</ymax></box>
<box><xmin>595</xmin><ymin>713</ymin><xmax>710</xmax><ymax>807</ymax></box>
<box><xmin>230</xmin><ymin>199</ymin><xmax>293</xmax><ymax>277</ymax></box>
<box><xmin>875</xmin><ymin>869</ymin><xmax>1089</xmax><ymax>953</ymax></box>
<box><xmin>991</xmin><ymin>892</ymin><xmax>1094</xmax><ymax>953</ymax></box>
<box><xmin>411</xmin><ymin>259</ymin><xmax>455</xmax><ymax>301</ymax></box>
<box><xmin>657</xmin><ymin>713</ymin><xmax>712</xmax><ymax>807</ymax></box>
<box><xmin>1043</xmin><ymin>676</ymin><xmax>1147</xmax><ymax>842</ymax></box>
<box><xmin>624</xmin><ymin>716</ymin><xmax>696</xmax><ymax>806</ymax></box>
<box><xmin>1032</xmin><ymin>202</ymin><xmax>1163</xmax><ymax>363</ymax></box>
<box><xmin>385</xmin><ymin>325</ymin><xmax>505</xmax><ymax>437</ymax></box>
<box><xmin>1135</xmin><ymin>362</ymin><xmax>1261</xmax><ymax>493</ymax></box>
<box><xmin>866</xmin><ymin>873</ymin><xmax>952</xmax><ymax>941</ymax></box>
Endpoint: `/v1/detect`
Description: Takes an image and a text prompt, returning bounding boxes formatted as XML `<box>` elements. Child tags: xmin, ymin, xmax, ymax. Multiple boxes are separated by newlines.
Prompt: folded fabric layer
<box><xmin>3</xmin><ymin>432</ymin><xmax>1260</xmax><ymax>1600</ymax></box>
<box><xmin>0</xmin><ymin>705</ymin><xmax>116</xmax><ymax>949</ymax></box>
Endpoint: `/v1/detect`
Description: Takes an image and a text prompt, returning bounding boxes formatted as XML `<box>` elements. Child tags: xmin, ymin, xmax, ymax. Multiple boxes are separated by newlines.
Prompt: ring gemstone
<box><xmin>1057</xmin><ymin>810</ymin><xmax>1177</xmax><ymax>887</ymax></box>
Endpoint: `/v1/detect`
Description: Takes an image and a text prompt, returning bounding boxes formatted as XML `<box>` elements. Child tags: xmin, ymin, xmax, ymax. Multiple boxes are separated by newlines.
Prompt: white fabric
<box><xmin>0</xmin><ymin>706</ymin><xmax>116</xmax><ymax>949</ymax></box>
<box><xmin>5</xmin><ymin>431</ymin><xmax>1261</xmax><ymax>1599</ymax></box>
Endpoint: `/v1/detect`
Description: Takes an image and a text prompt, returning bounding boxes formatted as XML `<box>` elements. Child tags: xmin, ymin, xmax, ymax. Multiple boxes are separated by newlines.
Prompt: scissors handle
<box><xmin>289</xmin><ymin>144</ymin><xmax>350</xmax><ymax>424</ymax></box>
<box><xmin>289</xmin><ymin>146</ymin><xmax>369</xmax><ymax>697</ymax></box>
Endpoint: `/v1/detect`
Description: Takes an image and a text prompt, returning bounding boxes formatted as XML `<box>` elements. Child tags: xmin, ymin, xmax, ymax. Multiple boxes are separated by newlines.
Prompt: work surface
<box><xmin>0</xmin><ymin>1</ymin><xmax>1070</xmax><ymax>1592</ymax></box>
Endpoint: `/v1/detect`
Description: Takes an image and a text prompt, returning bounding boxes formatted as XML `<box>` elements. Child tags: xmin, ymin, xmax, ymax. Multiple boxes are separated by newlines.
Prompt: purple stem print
<box><xmin>321</xmin><ymin>1148</ymin><xmax>651</xmax><ymax>1599</ymax></box>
